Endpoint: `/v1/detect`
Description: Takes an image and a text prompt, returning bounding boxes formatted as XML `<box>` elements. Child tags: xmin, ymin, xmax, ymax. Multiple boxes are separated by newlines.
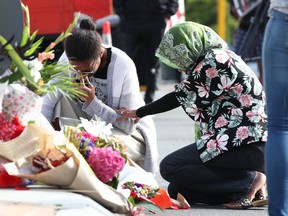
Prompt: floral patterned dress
<box><xmin>174</xmin><ymin>48</ymin><xmax>267</xmax><ymax>163</ymax></box>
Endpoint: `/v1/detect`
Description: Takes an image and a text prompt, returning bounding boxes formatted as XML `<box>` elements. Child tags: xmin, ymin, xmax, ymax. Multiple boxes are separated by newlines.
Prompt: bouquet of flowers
<box><xmin>0</xmin><ymin>3</ymin><xmax>84</xmax><ymax>125</ymax></box>
<box><xmin>0</xmin><ymin>3</ymin><xmax>81</xmax><ymax>98</ymax></box>
<box><xmin>121</xmin><ymin>180</ymin><xmax>191</xmax><ymax>214</ymax></box>
<box><xmin>63</xmin><ymin>117</ymin><xmax>128</xmax><ymax>189</ymax></box>
<box><xmin>3</xmin><ymin>127</ymin><xmax>132</xmax><ymax>214</ymax></box>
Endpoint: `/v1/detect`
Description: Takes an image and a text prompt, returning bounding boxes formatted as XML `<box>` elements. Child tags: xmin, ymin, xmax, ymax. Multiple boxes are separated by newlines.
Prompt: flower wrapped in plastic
<box><xmin>0</xmin><ymin>3</ymin><xmax>84</xmax><ymax>124</ymax></box>
<box><xmin>3</xmin><ymin>128</ymin><xmax>132</xmax><ymax>214</ymax></box>
<box><xmin>63</xmin><ymin>117</ymin><xmax>128</xmax><ymax>189</ymax></box>
<box><xmin>87</xmin><ymin>146</ymin><xmax>125</xmax><ymax>185</ymax></box>
<box><xmin>0</xmin><ymin>3</ymin><xmax>81</xmax><ymax>97</ymax></box>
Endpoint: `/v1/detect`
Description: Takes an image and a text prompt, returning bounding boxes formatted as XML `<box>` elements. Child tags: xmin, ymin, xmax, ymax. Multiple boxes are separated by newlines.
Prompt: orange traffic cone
<box><xmin>102</xmin><ymin>21</ymin><xmax>112</xmax><ymax>46</ymax></box>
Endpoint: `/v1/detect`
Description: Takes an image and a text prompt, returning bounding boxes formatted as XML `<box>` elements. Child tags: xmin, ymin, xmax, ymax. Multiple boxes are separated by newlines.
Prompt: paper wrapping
<box><xmin>2</xmin><ymin>83</ymin><xmax>43</xmax><ymax>121</ymax></box>
<box><xmin>4</xmin><ymin>142</ymin><xmax>132</xmax><ymax>214</ymax></box>
<box><xmin>0</xmin><ymin>123</ymin><xmax>54</xmax><ymax>161</ymax></box>
<box><xmin>0</xmin><ymin>81</ymin><xmax>8</xmax><ymax>112</ymax></box>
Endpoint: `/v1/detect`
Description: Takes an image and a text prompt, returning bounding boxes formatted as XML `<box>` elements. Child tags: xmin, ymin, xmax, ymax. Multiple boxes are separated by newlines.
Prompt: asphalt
<box><xmin>150</xmin><ymin>80</ymin><xmax>268</xmax><ymax>216</ymax></box>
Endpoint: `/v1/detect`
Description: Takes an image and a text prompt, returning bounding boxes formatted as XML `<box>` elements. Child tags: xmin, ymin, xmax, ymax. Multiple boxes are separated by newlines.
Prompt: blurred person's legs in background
<box><xmin>119</xmin><ymin>28</ymin><xmax>165</xmax><ymax>104</ymax></box>
<box><xmin>263</xmin><ymin>9</ymin><xmax>288</xmax><ymax>216</ymax></box>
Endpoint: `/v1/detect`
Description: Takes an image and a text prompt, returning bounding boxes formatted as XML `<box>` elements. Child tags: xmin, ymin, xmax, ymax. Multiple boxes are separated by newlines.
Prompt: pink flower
<box><xmin>207</xmin><ymin>139</ymin><xmax>217</xmax><ymax>151</ymax></box>
<box><xmin>238</xmin><ymin>95</ymin><xmax>253</xmax><ymax>107</ymax></box>
<box><xmin>236</xmin><ymin>126</ymin><xmax>249</xmax><ymax>141</ymax></box>
<box><xmin>195</xmin><ymin>82</ymin><xmax>209</xmax><ymax>98</ymax></box>
<box><xmin>205</xmin><ymin>68</ymin><xmax>218</xmax><ymax>79</ymax></box>
<box><xmin>77</xmin><ymin>131</ymin><xmax>99</xmax><ymax>142</ymax></box>
<box><xmin>261</xmin><ymin>135</ymin><xmax>267</xmax><ymax>142</ymax></box>
<box><xmin>46</xmin><ymin>52</ymin><xmax>55</xmax><ymax>60</ymax></box>
<box><xmin>215</xmin><ymin>51</ymin><xmax>229</xmax><ymax>64</ymax></box>
<box><xmin>215</xmin><ymin>116</ymin><xmax>228</xmax><ymax>128</ymax></box>
<box><xmin>38</xmin><ymin>52</ymin><xmax>47</xmax><ymax>62</ymax></box>
<box><xmin>49</xmin><ymin>42</ymin><xmax>56</xmax><ymax>49</ymax></box>
<box><xmin>246</xmin><ymin>111</ymin><xmax>255</xmax><ymax>119</ymax></box>
<box><xmin>207</xmin><ymin>134</ymin><xmax>229</xmax><ymax>152</ymax></box>
<box><xmin>218</xmin><ymin>76</ymin><xmax>234</xmax><ymax>91</ymax></box>
<box><xmin>38</xmin><ymin>52</ymin><xmax>55</xmax><ymax>62</ymax></box>
<box><xmin>233</xmin><ymin>83</ymin><xmax>243</xmax><ymax>94</ymax></box>
<box><xmin>87</xmin><ymin>146</ymin><xmax>125</xmax><ymax>183</ymax></box>
<box><xmin>185</xmin><ymin>104</ymin><xmax>204</xmax><ymax>121</ymax></box>
<box><xmin>194</xmin><ymin>62</ymin><xmax>203</xmax><ymax>73</ymax></box>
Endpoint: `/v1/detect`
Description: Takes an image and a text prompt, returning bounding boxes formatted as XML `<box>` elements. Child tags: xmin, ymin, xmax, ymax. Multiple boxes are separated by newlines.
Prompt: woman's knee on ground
<box><xmin>159</xmin><ymin>156</ymin><xmax>176</xmax><ymax>181</ymax></box>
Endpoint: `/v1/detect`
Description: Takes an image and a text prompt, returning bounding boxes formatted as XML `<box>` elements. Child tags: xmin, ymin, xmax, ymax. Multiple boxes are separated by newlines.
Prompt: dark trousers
<box><xmin>159</xmin><ymin>142</ymin><xmax>265</xmax><ymax>204</ymax></box>
<box><xmin>119</xmin><ymin>26</ymin><xmax>165</xmax><ymax>102</ymax></box>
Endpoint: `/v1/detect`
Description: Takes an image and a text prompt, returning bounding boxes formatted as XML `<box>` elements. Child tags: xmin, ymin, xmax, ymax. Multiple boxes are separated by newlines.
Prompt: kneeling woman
<box><xmin>116</xmin><ymin>21</ymin><xmax>268</xmax><ymax>209</ymax></box>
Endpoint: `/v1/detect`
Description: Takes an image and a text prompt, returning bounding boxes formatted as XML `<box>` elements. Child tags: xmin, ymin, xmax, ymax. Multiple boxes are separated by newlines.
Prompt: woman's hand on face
<box><xmin>115</xmin><ymin>109</ymin><xmax>140</xmax><ymax>123</ymax></box>
<box><xmin>78</xmin><ymin>76</ymin><xmax>95</xmax><ymax>105</ymax></box>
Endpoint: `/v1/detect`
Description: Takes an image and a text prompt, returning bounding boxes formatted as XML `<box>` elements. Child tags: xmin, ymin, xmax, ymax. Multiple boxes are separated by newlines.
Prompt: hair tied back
<box><xmin>79</xmin><ymin>18</ymin><xmax>97</xmax><ymax>31</ymax></box>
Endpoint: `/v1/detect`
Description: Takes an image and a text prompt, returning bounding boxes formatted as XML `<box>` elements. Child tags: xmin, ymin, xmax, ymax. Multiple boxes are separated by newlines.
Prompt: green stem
<box><xmin>0</xmin><ymin>35</ymin><xmax>39</xmax><ymax>90</ymax></box>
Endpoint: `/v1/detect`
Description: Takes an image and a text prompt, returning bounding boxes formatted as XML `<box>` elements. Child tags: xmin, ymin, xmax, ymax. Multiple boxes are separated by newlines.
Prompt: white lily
<box><xmin>78</xmin><ymin>117</ymin><xmax>113</xmax><ymax>137</ymax></box>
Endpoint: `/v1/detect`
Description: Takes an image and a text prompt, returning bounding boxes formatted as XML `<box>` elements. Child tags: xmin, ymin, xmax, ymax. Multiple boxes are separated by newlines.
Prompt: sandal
<box><xmin>252</xmin><ymin>197</ymin><xmax>268</xmax><ymax>207</ymax></box>
<box><xmin>252</xmin><ymin>187</ymin><xmax>268</xmax><ymax>207</ymax></box>
<box><xmin>223</xmin><ymin>197</ymin><xmax>253</xmax><ymax>209</ymax></box>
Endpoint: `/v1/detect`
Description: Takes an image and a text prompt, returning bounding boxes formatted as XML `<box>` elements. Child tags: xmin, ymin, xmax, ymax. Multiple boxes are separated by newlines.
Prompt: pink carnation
<box><xmin>87</xmin><ymin>146</ymin><xmax>125</xmax><ymax>183</ymax></box>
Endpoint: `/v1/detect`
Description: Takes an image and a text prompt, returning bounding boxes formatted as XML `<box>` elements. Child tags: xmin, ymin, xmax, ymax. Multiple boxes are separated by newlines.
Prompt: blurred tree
<box><xmin>185</xmin><ymin>0</ymin><xmax>238</xmax><ymax>45</ymax></box>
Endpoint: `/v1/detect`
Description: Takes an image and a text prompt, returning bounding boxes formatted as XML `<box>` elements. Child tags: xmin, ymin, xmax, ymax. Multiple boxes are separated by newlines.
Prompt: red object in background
<box><xmin>102</xmin><ymin>21</ymin><xmax>111</xmax><ymax>34</ymax></box>
<box><xmin>21</xmin><ymin>0</ymin><xmax>113</xmax><ymax>35</ymax></box>
<box><xmin>0</xmin><ymin>158</ymin><xmax>23</xmax><ymax>188</ymax></box>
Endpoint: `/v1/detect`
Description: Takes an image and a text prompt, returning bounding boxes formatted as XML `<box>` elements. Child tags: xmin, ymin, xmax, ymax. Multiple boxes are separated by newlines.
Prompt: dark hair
<box><xmin>64</xmin><ymin>18</ymin><xmax>102</xmax><ymax>61</ymax></box>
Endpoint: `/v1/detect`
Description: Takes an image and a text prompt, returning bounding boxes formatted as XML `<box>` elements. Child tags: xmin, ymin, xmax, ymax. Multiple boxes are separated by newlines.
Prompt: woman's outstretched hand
<box><xmin>115</xmin><ymin>109</ymin><xmax>139</xmax><ymax>123</ymax></box>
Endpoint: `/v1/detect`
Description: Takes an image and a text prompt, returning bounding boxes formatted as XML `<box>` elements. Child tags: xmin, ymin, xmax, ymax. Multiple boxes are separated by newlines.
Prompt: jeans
<box><xmin>263</xmin><ymin>9</ymin><xmax>288</xmax><ymax>216</ymax></box>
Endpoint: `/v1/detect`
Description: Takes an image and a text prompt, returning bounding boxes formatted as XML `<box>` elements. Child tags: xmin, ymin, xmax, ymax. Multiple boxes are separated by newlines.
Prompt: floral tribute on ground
<box><xmin>63</xmin><ymin>118</ymin><xmax>128</xmax><ymax>189</ymax></box>
<box><xmin>0</xmin><ymin>3</ymin><xmax>190</xmax><ymax>215</ymax></box>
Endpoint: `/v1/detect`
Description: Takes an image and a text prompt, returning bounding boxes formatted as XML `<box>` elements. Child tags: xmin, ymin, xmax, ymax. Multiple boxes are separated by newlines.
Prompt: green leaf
<box><xmin>20</xmin><ymin>26</ymin><xmax>30</xmax><ymax>47</ymax></box>
<box><xmin>0</xmin><ymin>35</ymin><xmax>40</xmax><ymax>90</ymax></box>
<box><xmin>29</xmin><ymin>30</ymin><xmax>38</xmax><ymax>42</ymax></box>
<box><xmin>0</xmin><ymin>70</ymin><xmax>22</xmax><ymax>83</ymax></box>
<box><xmin>134</xmin><ymin>202</ymin><xmax>165</xmax><ymax>215</ymax></box>
<box><xmin>44</xmin><ymin>14</ymin><xmax>79</xmax><ymax>52</ymax></box>
<box><xmin>24</xmin><ymin>37</ymin><xmax>43</xmax><ymax>57</ymax></box>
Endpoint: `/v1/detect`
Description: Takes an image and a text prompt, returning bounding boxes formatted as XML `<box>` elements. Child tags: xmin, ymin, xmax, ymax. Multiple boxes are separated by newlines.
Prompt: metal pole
<box><xmin>217</xmin><ymin>0</ymin><xmax>226</xmax><ymax>40</ymax></box>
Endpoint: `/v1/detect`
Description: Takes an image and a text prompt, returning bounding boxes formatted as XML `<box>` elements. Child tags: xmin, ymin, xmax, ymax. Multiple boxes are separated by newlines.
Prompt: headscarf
<box><xmin>155</xmin><ymin>21</ymin><xmax>228</xmax><ymax>70</ymax></box>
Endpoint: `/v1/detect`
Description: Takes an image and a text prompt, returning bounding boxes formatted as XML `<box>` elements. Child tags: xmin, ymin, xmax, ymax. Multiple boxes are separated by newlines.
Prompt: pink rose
<box><xmin>239</xmin><ymin>95</ymin><xmax>253</xmax><ymax>107</ymax></box>
<box><xmin>236</xmin><ymin>126</ymin><xmax>249</xmax><ymax>141</ymax></box>
<box><xmin>233</xmin><ymin>84</ymin><xmax>243</xmax><ymax>94</ymax></box>
<box><xmin>194</xmin><ymin>62</ymin><xmax>203</xmax><ymax>73</ymax></box>
<box><xmin>205</xmin><ymin>68</ymin><xmax>218</xmax><ymax>79</ymax></box>
<box><xmin>207</xmin><ymin>139</ymin><xmax>217</xmax><ymax>151</ymax></box>
<box><xmin>215</xmin><ymin>116</ymin><xmax>228</xmax><ymax>128</ymax></box>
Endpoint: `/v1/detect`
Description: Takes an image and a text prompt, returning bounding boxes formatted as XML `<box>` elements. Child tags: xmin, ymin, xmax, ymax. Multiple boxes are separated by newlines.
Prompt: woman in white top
<box><xmin>41</xmin><ymin>18</ymin><xmax>158</xmax><ymax>174</ymax></box>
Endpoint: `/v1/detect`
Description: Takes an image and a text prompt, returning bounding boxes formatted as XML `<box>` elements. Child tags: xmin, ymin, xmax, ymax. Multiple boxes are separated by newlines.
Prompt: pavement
<box><xmin>152</xmin><ymin>80</ymin><xmax>268</xmax><ymax>216</ymax></box>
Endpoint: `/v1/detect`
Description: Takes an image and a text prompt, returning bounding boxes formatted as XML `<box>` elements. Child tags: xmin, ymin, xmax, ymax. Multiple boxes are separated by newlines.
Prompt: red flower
<box><xmin>0</xmin><ymin>158</ymin><xmax>23</xmax><ymax>188</ymax></box>
<box><xmin>0</xmin><ymin>113</ymin><xmax>25</xmax><ymax>142</ymax></box>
